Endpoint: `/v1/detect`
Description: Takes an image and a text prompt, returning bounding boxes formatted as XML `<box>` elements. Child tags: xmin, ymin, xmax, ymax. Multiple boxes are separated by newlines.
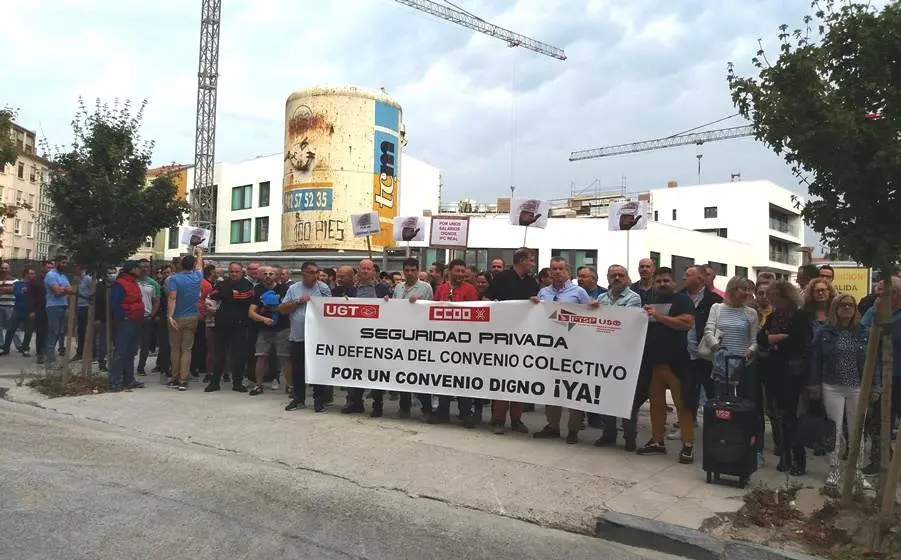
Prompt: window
<box><xmin>670</xmin><ymin>255</ymin><xmax>695</xmax><ymax>286</ymax></box>
<box><xmin>26</xmin><ymin>221</ymin><xmax>33</xmax><ymax>237</ymax></box>
<box><xmin>551</xmin><ymin>249</ymin><xmax>598</xmax><ymax>272</ymax></box>
<box><xmin>653</xmin><ymin>210</ymin><xmax>658</xmax><ymax>221</ymax></box>
<box><xmin>671</xmin><ymin>209</ymin><xmax>677</xmax><ymax>220</ymax></box>
<box><xmin>12</xmin><ymin>247</ymin><xmax>19</xmax><ymax>258</ymax></box>
<box><xmin>255</xmin><ymin>216</ymin><xmax>269</xmax><ymax>242</ymax></box>
<box><xmin>696</xmin><ymin>228</ymin><xmax>728</xmax><ymax>238</ymax></box>
<box><xmin>16</xmin><ymin>162</ymin><xmax>24</xmax><ymax>179</ymax></box>
<box><xmin>28</xmin><ymin>193</ymin><xmax>35</xmax><ymax>207</ymax></box>
<box><xmin>707</xmin><ymin>261</ymin><xmax>727</xmax><ymax>276</ymax></box>
<box><xmin>29</xmin><ymin>165</ymin><xmax>36</xmax><ymax>183</ymax></box>
<box><xmin>230</xmin><ymin>218</ymin><xmax>252</xmax><ymax>244</ymax></box>
<box><xmin>15</xmin><ymin>190</ymin><xmax>22</xmax><ymax>205</ymax></box>
<box><xmin>25</xmin><ymin>249</ymin><xmax>31</xmax><ymax>259</ymax></box>
<box><xmin>703</xmin><ymin>206</ymin><xmax>718</xmax><ymax>219</ymax></box>
<box><xmin>650</xmin><ymin>251</ymin><xmax>661</xmax><ymax>268</ymax></box>
<box><xmin>259</xmin><ymin>181</ymin><xmax>270</xmax><ymax>207</ymax></box>
<box><xmin>231</xmin><ymin>184</ymin><xmax>252</xmax><ymax>210</ymax></box>
<box><xmin>13</xmin><ymin>219</ymin><xmax>21</xmax><ymax>235</ymax></box>
<box><xmin>736</xmin><ymin>266</ymin><xmax>748</xmax><ymax>279</ymax></box>
<box><xmin>168</xmin><ymin>227</ymin><xmax>179</xmax><ymax>249</ymax></box>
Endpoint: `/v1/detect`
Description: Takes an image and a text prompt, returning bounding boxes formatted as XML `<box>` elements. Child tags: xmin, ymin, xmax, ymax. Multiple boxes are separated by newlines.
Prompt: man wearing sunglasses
<box><xmin>247</xmin><ymin>266</ymin><xmax>292</xmax><ymax>397</ymax></box>
<box><xmin>530</xmin><ymin>257</ymin><xmax>598</xmax><ymax>444</ymax></box>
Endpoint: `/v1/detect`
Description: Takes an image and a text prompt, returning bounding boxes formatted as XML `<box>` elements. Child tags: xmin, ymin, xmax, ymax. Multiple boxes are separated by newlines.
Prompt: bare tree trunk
<box><xmin>877</xmin><ymin>333</ymin><xmax>897</xmax><ymax>547</ymax></box>
<box><xmin>842</xmin><ymin>318</ymin><xmax>881</xmax><ymax>504</ymax></box>
<box><xmin>80</xmin><ymin>278</ymin><xmax>96</xmax><ymax>378</ymax></box>
<box><xmin>62</xmin><ymin>293</ymin><xmax>77</xmax><ymax>383</ymax></box>
<box><xmin>878</xmin><ymin>292</ymin><xmax>893</xmax><ymax>499</ymax></box>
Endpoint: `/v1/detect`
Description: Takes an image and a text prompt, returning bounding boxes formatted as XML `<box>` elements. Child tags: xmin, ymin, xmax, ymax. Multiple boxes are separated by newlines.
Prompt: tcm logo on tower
<box><xmin>323</xmin><ymin>303</ymin><xmax>380</xmax><ymax>319</ymax></box>
<box><xmin>429</xmin><ymin>306</ymin><xmax>490</xmax><ymax>322</ymax></box>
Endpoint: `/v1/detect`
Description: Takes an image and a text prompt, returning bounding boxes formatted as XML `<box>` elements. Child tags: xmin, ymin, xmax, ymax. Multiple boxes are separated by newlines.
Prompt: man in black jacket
<box><xmin>204</xmin><ymin>262</ymin><xmax>255</xmax><ymax>393</ymax></box>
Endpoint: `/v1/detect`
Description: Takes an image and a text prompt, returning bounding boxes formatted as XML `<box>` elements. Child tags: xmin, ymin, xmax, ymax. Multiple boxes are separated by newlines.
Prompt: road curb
<box><xmin>595</xmin><ymin>512</ymin><xmax>819</xmax><ymax>560</ymax></box>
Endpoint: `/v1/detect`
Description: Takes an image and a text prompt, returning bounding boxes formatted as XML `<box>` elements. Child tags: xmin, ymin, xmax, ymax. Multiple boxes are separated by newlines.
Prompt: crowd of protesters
<box><xmin>1</xmin><ymin>252</ymin><xmax>899</xmax><ymax>491</ymax></box>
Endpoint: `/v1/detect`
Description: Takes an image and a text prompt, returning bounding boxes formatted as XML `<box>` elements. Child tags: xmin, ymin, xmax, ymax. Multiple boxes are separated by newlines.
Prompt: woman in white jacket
<box><xmin>701</xmin><ymin>276</ymin><xmax>762</xmax><ymax>461</ymax></box>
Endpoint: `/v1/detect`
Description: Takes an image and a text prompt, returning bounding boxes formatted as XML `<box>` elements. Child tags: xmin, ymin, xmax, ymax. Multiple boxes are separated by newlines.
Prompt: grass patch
<box><xmin>27</xmin><ymin>373</ymin><xmax>112</xmax><ymax>398</ymax></box>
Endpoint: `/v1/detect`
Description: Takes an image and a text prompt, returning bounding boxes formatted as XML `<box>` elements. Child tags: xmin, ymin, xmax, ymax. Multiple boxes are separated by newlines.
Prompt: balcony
<box><xmin>769</xmin><ymin>249</ymin><xmax>798</xmax><ymax>266</ymax></box>
<box><xmin>769</xmin><ymin>217</ymin><xmax>799</xmax><ymax>237</ymax></box>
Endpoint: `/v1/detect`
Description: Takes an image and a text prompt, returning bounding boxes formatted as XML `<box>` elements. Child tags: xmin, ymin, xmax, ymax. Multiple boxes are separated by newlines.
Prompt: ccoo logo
<box><xmin>428</xmin><ymin>306</ymin><xmax>490</xmax><ymax>322</ymax></box>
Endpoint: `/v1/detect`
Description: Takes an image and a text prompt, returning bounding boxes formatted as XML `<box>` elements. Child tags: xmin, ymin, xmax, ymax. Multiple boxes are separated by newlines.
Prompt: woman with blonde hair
<box><xmin>757</xmin><ymin>280</ymin><xmax>812</xmax><ymax>475</ymax></box>
<box><xmin>702</xmin><ymin>276</ymin><xmax>763</xmax><ymax>459</ymax></box>
<box><xmin>809</xmin><ymin>293</ymin><xmax>868</xmax><ymax>490</ymax></box>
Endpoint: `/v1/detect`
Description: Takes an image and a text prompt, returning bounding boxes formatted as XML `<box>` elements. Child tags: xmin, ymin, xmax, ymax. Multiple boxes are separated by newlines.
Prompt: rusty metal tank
<box><xmin>282</xmin><ymin>86</ymin><xmax>402</xmax><ymax>251</ymax></box>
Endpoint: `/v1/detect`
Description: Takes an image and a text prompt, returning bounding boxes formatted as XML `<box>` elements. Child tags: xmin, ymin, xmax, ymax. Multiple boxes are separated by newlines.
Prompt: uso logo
<box><xmin>428</xmin><ymin>306</ymin><xmax>490</xmax><ymax>322</ymax></box>
<box><xmin>323</xmin><ymin>303</ymin><xmax>380</xmax><ymax>319</ymax></box>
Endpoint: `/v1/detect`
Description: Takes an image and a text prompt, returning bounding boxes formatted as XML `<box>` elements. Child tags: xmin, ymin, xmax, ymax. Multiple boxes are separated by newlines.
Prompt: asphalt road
<box><xmin>0</xmin><ymin>401</ymin><xmax>679</xmax><ymax>560</ymax></box>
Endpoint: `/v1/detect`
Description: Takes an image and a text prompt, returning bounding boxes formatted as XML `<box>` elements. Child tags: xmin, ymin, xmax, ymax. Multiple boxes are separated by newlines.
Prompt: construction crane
<box><xmin>189</xmin><ymin>0</ymin><xmax>565</xmax><ymax>252</ymax></box>
<box><xmin>568</xmin><ymin>126</ymin><xmax>754</xmax><ymax>162</ymax></box>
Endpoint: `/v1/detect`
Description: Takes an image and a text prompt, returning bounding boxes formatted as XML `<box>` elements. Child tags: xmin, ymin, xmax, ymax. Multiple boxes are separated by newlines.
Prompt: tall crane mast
<box><xmin>189</xmin><ymin>0</ymin><xmax>564</xmax><ymax>252</ymax></box>
<box><xmin>568</xmin><ymin>126</ymin><xmax>754</xmax><ymax>161</ymax></box>
<box><xmin>190</xmin><ymin>0</ymin><xmax>221</xmax><ymax>247</ymax></box>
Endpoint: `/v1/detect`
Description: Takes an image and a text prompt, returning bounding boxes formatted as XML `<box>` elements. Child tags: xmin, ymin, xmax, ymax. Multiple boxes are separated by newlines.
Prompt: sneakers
<box><xmin>249</xmin><ymin>385</ymin><xmax>264</xmax><ymax>396</ymax></box>
<box><xmin>204</xmin><ymin>383</ymin><xmax>220</xmax><ymax>393</ymax></box>
<box><xmin>510</xmin><ymin>420</ymin><xmax>529</xmax><ymax>434</ymax></box>
<box><xmin>678</xmin><ymin>444</ymin><xmax>695</xmax><ymax>464</ymax></box>
<box><xmin>271</xmin><ymin>379</ymin><xmax>280</xmax><ymax>391</ymax></box>
<box><xmin>177</xmin><ymin>382</ymin><xmax>188</xmax><ymax>391</ymax></box>
<box><xmin>533</xmin><ymin>425</ymin><xmax>561</xmax><ymax>439</ymax></box>
<box><xmin>285</xmin><ymin>399</ymin><xmax>305</xmax><ymax>411</ymax></box>
<box><xmin>166</xmin><ymin>380</ymin><xmax>180</xmax><ymax>389</ymax></box>
<box><xmin>636</xmin><ymin>440</ymin><xmax>666</xmax><ymax>455</ymax></box>
<box><xmin>136</xmin><ymin>368</ymin><xmax>146</xmax><ymax>376</ymax></box>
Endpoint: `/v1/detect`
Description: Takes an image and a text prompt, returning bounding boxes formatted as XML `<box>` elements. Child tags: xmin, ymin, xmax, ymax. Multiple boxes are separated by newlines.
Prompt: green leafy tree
<box><xmin>44</xmin><ymin>98</ymin><xmax>189</xmax><ymax>273</ymax></box>
<box><xmin>0</xmin><ymin>107</ymin><xmax>18</xmax><ymax>168</ymax></box>
<box><xmin>727</xmin><ymin>0</ymin><xmax>900</xmax><ymax>548</ymax></box>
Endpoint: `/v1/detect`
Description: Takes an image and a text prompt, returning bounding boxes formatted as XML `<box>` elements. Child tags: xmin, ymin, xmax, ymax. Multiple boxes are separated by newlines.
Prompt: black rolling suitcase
<box><xmin>702</xmin><ymin>354</ymin><xmax>758</xmax><ymax>488</ymax></box>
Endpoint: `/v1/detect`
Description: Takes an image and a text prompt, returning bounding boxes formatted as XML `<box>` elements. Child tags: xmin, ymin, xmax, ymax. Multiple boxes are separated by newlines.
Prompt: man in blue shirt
<box><xmin>531</xmin><ymin>257</ymin><xmax>598</xmax><ymax>444</ymax></box>
<box><xmin>164</xmin><ymin>248</ymin><xmax>204</xmax><ymax>391</ymax></box>
<box><xmin>44</xmin><ymin>255</ymin><xmax>74</xmax><ymax>365</ymax></box>
<box><xmin>577</xmin><ymin>265</ymin><xmax>607</xmax><ymax>299</ymax></box>
<box><xmin>1</xmin><ymin>266</ymin><xmax>35</xmax><ymax>356</ymax></box>
<box><xmin>278</xmin><ymin>261</ymin><xmax>331</xmax><ymax>412</ymax></box>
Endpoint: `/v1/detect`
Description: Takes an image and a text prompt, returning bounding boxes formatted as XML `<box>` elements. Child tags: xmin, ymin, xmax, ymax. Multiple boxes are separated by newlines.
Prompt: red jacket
<box><xmin>434</xmin><ymin>281</ymin><xmax>479</xmax><ymax>302</ymax></box>
<box><xmin>115</xmin><ymin>274</ymin><xmax>145</xmax><ymax>322</ymax></box>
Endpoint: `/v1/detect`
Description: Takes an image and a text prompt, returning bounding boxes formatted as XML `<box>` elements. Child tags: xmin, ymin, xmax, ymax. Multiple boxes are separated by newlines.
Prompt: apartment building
<box><xmin>0</xmin><ymin>122</ymin><xmax>51</xmax><ymax>260</ymax></box>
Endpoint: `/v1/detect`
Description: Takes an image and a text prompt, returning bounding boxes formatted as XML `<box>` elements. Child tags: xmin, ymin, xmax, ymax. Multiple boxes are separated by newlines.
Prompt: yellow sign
<box><xmin>831</xmin><ymin>267</ymin><xmax>871</xmax><ymax>302</ymax></box>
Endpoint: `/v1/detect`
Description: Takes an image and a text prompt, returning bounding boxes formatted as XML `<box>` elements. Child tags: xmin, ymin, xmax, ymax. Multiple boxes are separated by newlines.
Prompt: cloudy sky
<box><xmin>6</xmin><ymin>0</ymin><xmax>821</xmax><ymax>241</ymax></box>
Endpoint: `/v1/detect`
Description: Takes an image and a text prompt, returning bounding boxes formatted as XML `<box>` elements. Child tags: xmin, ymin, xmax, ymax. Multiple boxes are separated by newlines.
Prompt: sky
<box><xmin>5</xmin><ymin>0</ymin><xmax>825</xmax><ymax>246</ymax></box>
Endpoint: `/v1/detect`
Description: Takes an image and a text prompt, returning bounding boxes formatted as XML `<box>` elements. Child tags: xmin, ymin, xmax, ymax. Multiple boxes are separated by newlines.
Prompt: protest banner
<box><xmin>831</xmin><ymin>266</ymin><xmax>871</xmax><ymax>302</ymax></box>
<box><xmin>305</xmin><ymin>299</ymin><xmax>648</xmax><ymax>417</ymax></box>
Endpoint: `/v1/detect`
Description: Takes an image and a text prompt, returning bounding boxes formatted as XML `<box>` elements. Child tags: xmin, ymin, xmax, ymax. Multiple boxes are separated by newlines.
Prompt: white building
<box><xmin>159</xmin><ymin>151</ymin><xmax>441</xmax><ymax>261</ymax></box>
<box><xmin>436</xmin><ymin>179</ymin><xmax>804</xmax><ymax>289</ymax></box>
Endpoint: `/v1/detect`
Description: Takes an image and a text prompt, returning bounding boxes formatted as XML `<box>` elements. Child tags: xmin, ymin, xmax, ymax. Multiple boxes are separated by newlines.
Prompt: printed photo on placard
<box><xmin>608</xmin><ymin>200</ymin><xmax>650</xmax><ymax>231</ymax></box>
<box><xmin>392</xmin><ymin>216</ymin><xmax>427</xmax><ymax>242</ymax></box>
<box><xmin>180</xmin><ymin>226</ymin><xmax>212</xmax><ymax>248</ymax></box>
<box><xmin>350</xmin><ymin>211</ymin><xmax>381</xmax><ymax>237</ymax></box>
<box><xmin>508</xmin><ymin>199</ymin><xmax>550</xmax><ymax>229</ymax></box>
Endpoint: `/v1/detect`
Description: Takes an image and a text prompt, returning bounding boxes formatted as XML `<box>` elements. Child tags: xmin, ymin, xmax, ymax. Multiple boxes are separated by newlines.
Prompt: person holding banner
<box><xmin>484</xmin><ymin>248</ymin><xmax>538</xmax><ymax>435</ymax></box>
<box><xmin>432</xmin><ymin>259</ymin><xmax>480</xmax><ymax>427</ymax></box>
<box><xmin>280</xmin><ymin>261</ymin><xmax>332</xmax><ymax>412</ymax></box>
<box><xmin>392</xmin><ymin>258</ymin><xmax>434</xmax><ymax>420</ymax></box>
<box><xmin>531</xmin><ymin>257</ymin><xmax>598</xmax><ymax>444</ymax></box>
<box><xmin>631</xmin><ymin>267</ymin><xmax>697</xmax><ymax>464</ymax></box>
<box><xmin>341</xmin><ymin>259</ymin><xmax>391</xmax><ymax>416</ymax></box>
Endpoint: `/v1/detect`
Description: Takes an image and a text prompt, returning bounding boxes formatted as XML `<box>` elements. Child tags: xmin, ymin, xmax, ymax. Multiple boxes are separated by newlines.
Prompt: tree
<box><xmin>0</xmin><ymin>107</ymin><xmax>18</xmax><ymax>168</ymax></box>
<box><xmin>44</xmin><ymin>98</ymin><xmax>189</xmax><ymax>377</ymax></box>
<box><xmin>727</xmin><ymin>0</ymin><xmax>900</xmax><ymax>548</ymax></box>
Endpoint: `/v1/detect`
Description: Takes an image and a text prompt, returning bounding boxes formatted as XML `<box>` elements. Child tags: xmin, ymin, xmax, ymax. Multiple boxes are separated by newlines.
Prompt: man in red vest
<box><xmin>109</xmin><ymin>261</ymin><xmax>146</xmax><ymax>391</ymax></box>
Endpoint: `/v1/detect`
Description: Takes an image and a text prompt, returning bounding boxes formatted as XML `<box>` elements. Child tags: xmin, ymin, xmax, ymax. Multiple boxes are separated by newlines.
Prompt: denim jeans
<box><xmin>109</xmin><ymin>319</ymin><xmax>141</xmax><ymax>388</ymax></box>
<box><xmin>0</xmin><ymin>306</ymin><xmax>23</xmax><ymax>350</ymax></box>
<box><xmin>45</xmin><ymin>306</ymin><xmax>68</xmax><ymax>364</ymax></box>
<box><xmin>2</xmin><ymin>308</ymin><xmax>32</xmax><ymax>351</ymax></box>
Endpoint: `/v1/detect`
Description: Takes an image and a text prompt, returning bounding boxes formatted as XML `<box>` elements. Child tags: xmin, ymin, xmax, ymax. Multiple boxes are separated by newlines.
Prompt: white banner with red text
<box><xmin>304</xmin><ymin>299</ymin><xmax>648</xmax><ymax>417</ymax></box>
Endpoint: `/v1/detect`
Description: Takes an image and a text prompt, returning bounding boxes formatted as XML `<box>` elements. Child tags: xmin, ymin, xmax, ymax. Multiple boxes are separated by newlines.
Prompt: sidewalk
<box><xmin>0</xmin><ymin>353</ymin><xmax>832</xmax><ymax>535</ymax></box>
